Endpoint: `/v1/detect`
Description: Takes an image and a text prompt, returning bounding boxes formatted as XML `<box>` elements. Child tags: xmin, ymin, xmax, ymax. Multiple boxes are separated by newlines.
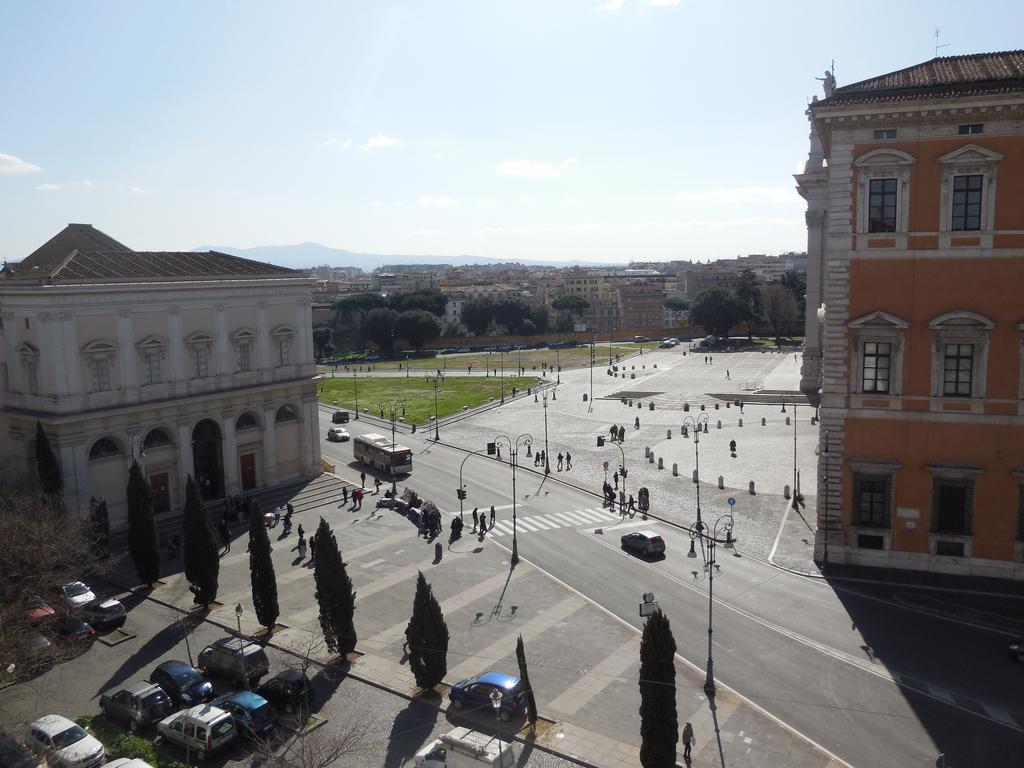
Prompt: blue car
<box><xmin>149</xmin><ymin>660</ymin><xmax>214</xmax><ymax>709</ymax></box>
<box><xmin>212</xmin><ymin>691</ymin><xmax>278</xmax><ymax>740</ymax></box>
<box><xmin>448</xmin><ymin>672</ymin><xmax>527</xmax><ymax>721</ymax></box>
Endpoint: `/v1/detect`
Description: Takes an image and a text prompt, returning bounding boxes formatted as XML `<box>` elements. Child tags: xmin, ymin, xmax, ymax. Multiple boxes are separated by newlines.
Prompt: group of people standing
<box><xmin>470</xmin><ymin>506</ymin><xmax>497</xmax><ymax>534</ymax></box>
<box><xmin>418</xmin><ymin>506</ymin><xmax>443</xmax><ymax>538</ymax></box>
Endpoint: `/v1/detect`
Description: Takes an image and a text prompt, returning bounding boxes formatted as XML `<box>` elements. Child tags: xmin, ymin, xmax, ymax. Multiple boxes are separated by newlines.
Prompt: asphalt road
<box><xmin>322</xmin><ymin>413</ymin><xmax>1024</xmax><ymax>768</ymax></box>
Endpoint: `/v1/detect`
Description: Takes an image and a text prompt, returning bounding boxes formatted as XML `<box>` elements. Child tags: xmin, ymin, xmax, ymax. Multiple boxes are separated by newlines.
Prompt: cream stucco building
<box><xmin>0</xmin><ymin>224</ymin><xmax>321</xmax><ymax>528</ymax></box>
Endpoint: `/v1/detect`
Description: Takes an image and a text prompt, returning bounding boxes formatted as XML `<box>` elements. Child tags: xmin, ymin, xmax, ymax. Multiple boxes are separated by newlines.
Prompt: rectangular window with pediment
<box><xmin>191</xmin><ymin>347</ymin><xmax>209</xmax><ymax>379</ymax></box>
<box><xmin>862</xmin><ymin>342</ymin><xmax>891</xmax><ymax>393</ymax></box>
<box><xmin>89</xmin><ymin>357</ymin><xmax>112</xmax><ymax>392</ymax></box>
<box><xmin>868</xmin><ymin>178</ymin><xmax>897</xmax><ymax>233</ymax></box>
<box><xmin>951</xmin><ymin>174</ymin><xmax>983</xmax><ymax>231</ymax></box>
<box><xmin>238</xmin><ymin>342</ymin><xmax>253</xmax><ymax>372</ymax></box>
<box><xmin>143</xmin><ymin>352</ymin><xmax>162</xmax><ymax>385</ymax></box>
<box><xmin>276</xmin><ymin>337</ymin><xmax>291</xmax><ymax>367</ymax></box>
<box><xmin>942</xmin><ymin>343</ymin><xmax>973</xmax><ymax>397</ymax></box>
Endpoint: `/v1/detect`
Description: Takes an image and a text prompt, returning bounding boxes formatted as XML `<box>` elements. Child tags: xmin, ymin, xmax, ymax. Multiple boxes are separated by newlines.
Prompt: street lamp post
<box><xmin>602</xmin><ymin>438</ymin><xmax>627</xmax><ymax>513</ymax></box>
<box><xmin>686</xmin><ymin>513</ymin><xmax>734</xmax><ymax>768</ymax></box>
<box><xmin>430</xmin><ymin>373</ymin><xmax>443</xmax><ymax>441</ymax></box>
<box><xmin>353</xmin><ymin>371</ymin><xmax>359</xmax><ymax>419</ymax></box>
<box><xmin>457</xmin><ymin>448</ymin><xmax>487</xmax><ymax>522</ymax></box>
<box><xmin>555</xmin><ymin>347</ymin><xmax>561</xmax><ymax>384</ymax></box>
<box><xmin>818</xmin><ymin>430</ymin><xmax>831</xmax><ymax>573</ymax></box>
<box><xmin>500</xmin><ymin>351</ymin><xmax>505</xmax><ymax>404</ymax></box>
<box><xmin>589</xmin><ymin>337</ymin><xmax>595</xmax><ymax>411</ymax></box>
<box><xmin>234</xmin><ymin>603</ymin><xmax>247</xmax><ymax>688</ymax></box>
<box><xmin>542</xmin><ymin>390</ymin><xmax>551</xmax><ymax>475</ymax></box>
<box><xmin>682</xmin><ymin>413</ymin><xmax>711</xmax><ymax>524</ymax></box>
<box><xmin>782</xmin><ymin>398</ymin><xmax>799</xmax><ymax>509</ymax></box>
<box><xmin>378</xmin><ymin>398</ymin><xmax>408</xmax><ymax>496</ymax></box>
<box><xmin>489</xmin><ymin>433</ymin><xmax>532</xmax><ymax>567</ymax></box>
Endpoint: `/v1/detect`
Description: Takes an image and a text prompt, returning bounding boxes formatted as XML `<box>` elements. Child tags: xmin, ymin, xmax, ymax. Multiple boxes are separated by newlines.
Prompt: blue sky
<box><xmin>1</xmin><ymin>1</ymin><xmax>1020</xmax><ymax>264</ymax></box>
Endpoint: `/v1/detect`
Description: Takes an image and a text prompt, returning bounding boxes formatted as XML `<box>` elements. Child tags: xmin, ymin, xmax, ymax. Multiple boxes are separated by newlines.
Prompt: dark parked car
<box><xmin>620</xmin><ymin>530</ymin><xmax>666</xmax><ymax>557</ymax></box>
<box><xmin>47</xmin><ymin>616</ymin><xmax>96</xmax><ymax>644</ymax></box>
<box><xmin>257</xmin><ymin>669</ymin><xmax>311</xmax><ymax>714</ymax></box>
<box><xmin>448</xmin><ymin>672</ymin><xmax>527</xmax><ymax>721</ymax></box>
<box><xmin>77</xmin><ymin>599</ymin><xmax>127</xmax><ymax>631</ymax></box>
<box><xmin>1010</xmin><ymin>641</ymin><xmax>1024</xmax><ymax>662</ymax></box>
<box><xmin>332</xmin><ymin>410</ymin><xmax>350</xmax><ymax>424</ymax></box>
<box><xmin>149</xmin><ymin>660</ymin><xmax>214</xmax><ymax>708</ymax></box>
<box><xmin>212</xmin><ymin>691</ymin><xmax>278</xmax><ymax>740</ymax></box>
<box><xmin>100</xmin><ymin>681</ymin><xmax>173</xmax><ymax>732</ymax></box>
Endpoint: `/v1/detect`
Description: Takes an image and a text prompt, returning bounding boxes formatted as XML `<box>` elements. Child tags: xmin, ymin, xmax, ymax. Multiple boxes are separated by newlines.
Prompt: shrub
<box><xmin>110</xmin><ymin>734</ymin><xmax>158</xmax><ymax>765</ymax></box>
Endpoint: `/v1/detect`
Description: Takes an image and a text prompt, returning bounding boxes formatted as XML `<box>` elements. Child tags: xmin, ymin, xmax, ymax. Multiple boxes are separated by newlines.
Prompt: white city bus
<box><xmin>352</xmin><ymin>433</ymin><xmax>413</xmax><ymax>476</ymax></box>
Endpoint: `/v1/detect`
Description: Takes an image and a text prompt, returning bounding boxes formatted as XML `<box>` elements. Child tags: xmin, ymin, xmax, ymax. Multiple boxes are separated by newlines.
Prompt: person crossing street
<box><xmin>565</xmin><ymin>451</ymin><xmax>572</xmax><ymax>470</ymax></box>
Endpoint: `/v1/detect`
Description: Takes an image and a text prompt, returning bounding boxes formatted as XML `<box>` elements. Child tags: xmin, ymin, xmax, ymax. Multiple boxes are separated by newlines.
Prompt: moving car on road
<box><xmin>327</xmin><ymin>426</ymin><xmax>350</xmax><ymax>442</ymax></box>
<box><xmin>25</xmin><ymin>715</ymin><xmax>104</xmax><ymax>768</ymax></box>
<box><xmin>620</xmin><ymin>530</ymin><xmax>666</xmax><ymax>557</ymax></box>
<box><xmin>149</xmin><ymin>660</ymin><xmax>214</xmax><ymax>708</ymax></box>
<box><xmin>331</xmin><ymin>410</ymin><xmax>350</xmax><ymax>423</ymax></box>
<box><xmin>100</xmin><ymin>682</ymin><xmax>173</xmax><ymax>732</ymax></box>
<box><xmin>448</xmin><ymin>672</ymin><xmax>527</xmax><ymax>721</ymax></box>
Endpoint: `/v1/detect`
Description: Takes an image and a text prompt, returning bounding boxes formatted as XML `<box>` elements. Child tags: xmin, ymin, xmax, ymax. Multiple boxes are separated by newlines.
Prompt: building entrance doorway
<box><xmin>239</xmin><ymin>453</ymin><xmax>257</xmax><ymax>491</ymax></box>
<box><xmin>192</xmin><ymin>419</ymin><xmax>224</xmax><ymax>500</ymax></box>
<box><xmin>150</xmin><ymin>472</ymin><xmax>170</xmax><ymax>513</ymax></box>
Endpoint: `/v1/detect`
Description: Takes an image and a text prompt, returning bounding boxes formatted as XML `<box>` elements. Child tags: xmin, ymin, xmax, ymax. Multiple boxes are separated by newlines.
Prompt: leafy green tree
<box><xmin>689</xmin><ymin>287</ymin><xmax>743</xmax><ymax>339</ymax></box>
<box><xmin>780</xmin><ymin>270</ymin><xmax>807</xmax><ymax>324</ymax></box>
<box><xmin>551</xmin><ymin>294</ymin><xmax>590</xmax><ymax>314</ymax></box>
<box><xmin>89</xmin><ymin>497</ymin><xmax>110</xmax><ymax>558</ymax></box>
<box><xmin>663</xmin><ymin>296</ymin><xmax>690</xmax><ymax>312</ymax></box>
<box><xmin>492</xmin><ymin>297</ymin><xmax>532</xmax><ymax>335</ymax></box>
<box><xmin>35</xmin><ymin>420</ymin><xmax>62</xmax><ymax>497</ymax></box>
<box><xmin>109</xmin><ymin>734</ymin><xmax>158</xmax><ymax>765</ymax></box>
<box><xmin>313</xmin><ymin>517</ymin><xmax>357</xmax><ymax>655</ymax></box>
<box><xmin>126</xmin><ymin>461</ymin><xmax>160</xmax><ymax>587</ymax></box>
<box><xmin>764</xmin><ymin>282</ymin><xmax>799</xmax><ymax>346</ymax></box>
<box><xmin>248</xmin><ymin>500</ymin><xmax>279</xmax><ymax>631</ymax></box>
<box><xmin>183</xmin><ymin>474</ymin><xmax>220</xmax><ymax>607</ymax></box>
<box><xmin>516</xmin><ymin>635</ymin><xmax>539</xmax><ymax>728</ymax></box>
<box><xmin>313</xmin><ymin>324</ymin><xmax>335</xmax><ymax>358</ymax></box>
<box><xmin>404</xmin><ymin>572</ymin><xmax>449</xmax><ymax>692</ymax></box>
<box><xmin>529</xmin><ymin>305</ymin><xmax>550</xmax><ymax>333</ymax></box>
<box><xmin>639</xmin><ymin>609</ymin><xmax>677</xmax><ymax>768</ymax></box>
<box><xmin>389</xmin><ymin>290</ymin><xmax>448</xmax><ymax>316</ymax></box>
<box><xmin>363</xmin><ymin>307</ymin><xmax>400</xmax><ymax>351</ymax></box>
<box><xmin>460</xmin><ymin>297</ymin><xmax>494</xmax><ymax>336</ymax></box>
<box><xmin>396</xmin><ymin>310</ymin><xmax>442</xmax><ymax>351</ymax></box>
<box><xmin>334</xmin><ymin>292</ymin><xmax>386</xmax><ymax>321</ymax></box>
<box><xmin>734</xmin><ymin>269</ymin><xmax>763</xmax><ymax>341</ymax></box>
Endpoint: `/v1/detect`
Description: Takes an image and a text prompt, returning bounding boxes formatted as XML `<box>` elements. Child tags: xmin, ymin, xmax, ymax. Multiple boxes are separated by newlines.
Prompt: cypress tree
<box><xmin>183</xmin><ymin>474</ymin><xmax>220</xmax><ymax>607</ymax></box>
<box><xmin>35</xmin><ymin>420</ymin><xmax>62</xmax><ymax>497</ymax></box>
<box><xmin>639</xmin><ymin>609</ymin><xmax>678</xmax><ymax>768</ymax></box>
<box><xmin>404</xmin><ymin>572</ymin><xmax>448</xmax><ymax>692</ymax></box>
<box><xmin>312</xmin><ymin>517</ymin><xmax>357</xmax><ymax>655</ymax></box>
<box><xmin>90</xmin><ymin>497</ymin><xmax>110</xmax><ymax>558</ymax></box>
<box><xmin>126</xmin><ymin>461</ymin><xmax>160</xmax><ymax>586</ymax></box>
<box><xmin>515</xmin><ymin>635</ymin><xmax>538</xmax><ymax>728</ymax></box>
<box><xmin>248</xmin><ymin>500</ymin><xmax>279</xmax><ymax>630</ymax></box>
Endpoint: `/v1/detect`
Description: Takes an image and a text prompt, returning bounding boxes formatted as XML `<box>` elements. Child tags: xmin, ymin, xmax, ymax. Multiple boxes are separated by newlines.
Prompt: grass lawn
<box><xmin>320</xmin><ymin>374</ymin><xmax>541</xmax><ymax>423</ymax></box>
<box><xmin>319</xmin><ymin>342</ymin><xmax>645</xmax><ymax>374</ymax></box>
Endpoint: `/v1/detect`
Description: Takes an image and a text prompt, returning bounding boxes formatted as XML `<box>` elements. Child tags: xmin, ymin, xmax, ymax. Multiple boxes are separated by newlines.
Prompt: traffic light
<box><xmin>456</xmin><ymin>487</ymin><xmax>467</xmax><ymax>500</ymax></box>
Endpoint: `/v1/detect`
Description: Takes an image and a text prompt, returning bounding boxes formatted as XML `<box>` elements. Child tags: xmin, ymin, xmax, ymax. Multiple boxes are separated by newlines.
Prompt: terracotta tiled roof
<box><xmin>820</xmin><ymin>50</ymin><xmax>1024</xmax><ymax>107</ymax></box>
<box><xmin>45</xmin><ymin>250</ymin><xmax>302</xmax><ymax>281</ymax></box>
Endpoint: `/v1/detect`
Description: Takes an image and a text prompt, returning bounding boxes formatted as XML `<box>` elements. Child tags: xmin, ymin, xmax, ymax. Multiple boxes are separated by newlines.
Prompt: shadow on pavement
<box><xmin>95</xmin><ymin>611</ymin><xmax>204</xmax><ymax>695</ymax></box>
<box><xmin>382</xmin><ymin>698</ymin><xmax>441</xmax><ymax>768</ymax></box>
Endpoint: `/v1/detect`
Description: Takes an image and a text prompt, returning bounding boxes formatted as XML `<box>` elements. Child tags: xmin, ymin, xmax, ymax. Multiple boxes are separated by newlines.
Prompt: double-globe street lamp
<box><xmin>378</xmin><ymin>398</ymin><xmax>408</xmax><ymax>497</ymax></box>
<box><xmin>487</xmin><ymin>433</ymin><xmax>533</xmax><ymax>567</ymax></box>
<box><xmin>600</xmin><ymin>435</ymin><xmax>627</xmax><ymax>513</ymax></box>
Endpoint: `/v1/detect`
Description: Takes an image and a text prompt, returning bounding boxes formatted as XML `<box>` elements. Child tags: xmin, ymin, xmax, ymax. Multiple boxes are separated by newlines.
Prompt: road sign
<box><xmin>727</xmin><ymin>497</ymin><xmax>736</xmax><ymax>506</ymax></box>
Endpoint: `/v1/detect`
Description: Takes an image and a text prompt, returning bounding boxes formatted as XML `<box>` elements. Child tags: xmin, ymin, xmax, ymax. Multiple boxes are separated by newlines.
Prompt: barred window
<box><xmin>868</xmin><ymin>178</ymin><xmax>898</xmax><ymax>233</ymax></box>
<box><xmin>862</xmin><ymin>342</ymin><xmax>891</xmax><ymax>393</ymax></box>
<box><xmin>932</xmin><ymin>479</ymin><xmax>973</xmax><ymax>534</ymax></box>
<box><xmin>951</xmin><ymin>174</ymin><xmax>983</xmax><ymax>231</ymax></box>
<box><xmin>854</xmin><ymin>474</ymin><xmax>890</xmax><ymax>528</ymax></box>
<box><xmin>943</xmin><ymin>344</ymin><xmax>973</xmax><ymax>397</ymax></box>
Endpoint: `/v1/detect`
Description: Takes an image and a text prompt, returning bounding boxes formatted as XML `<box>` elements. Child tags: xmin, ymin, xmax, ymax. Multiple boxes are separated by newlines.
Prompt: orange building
<box><xmin>800</xmin><ymin>52</ymin><xmax>1024</xmax><ymax>579</ymax></box>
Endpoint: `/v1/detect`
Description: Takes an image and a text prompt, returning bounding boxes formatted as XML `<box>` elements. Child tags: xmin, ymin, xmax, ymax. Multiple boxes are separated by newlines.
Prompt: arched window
<box><xmin>89</xmin><ymin>437</ymin><xmax>121</xmax><ymax>461</ymax></box>
<box><xmin>143</xmin><ymin>428</ymin><xmax>172</xmax><ymax>449</ymax></box>
<box><xmin>236</xmin><ymin>412</ymin><xmax>259</xmax><ymax>431</ymax></box>
<box><xmin>275</xmin><ymin>404</ymin><xmax>298</xmax><ymax>423</ymax></box>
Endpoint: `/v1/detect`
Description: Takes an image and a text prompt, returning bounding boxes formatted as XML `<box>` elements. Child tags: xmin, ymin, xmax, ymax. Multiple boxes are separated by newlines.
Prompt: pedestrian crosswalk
<box><xmin>484</xmin><ymin>506</ymin><xmax>624</xmax><ymax>536</ymax></box>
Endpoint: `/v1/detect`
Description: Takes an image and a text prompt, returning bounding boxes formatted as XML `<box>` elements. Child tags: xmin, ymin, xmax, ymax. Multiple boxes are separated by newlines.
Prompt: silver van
<box><xmin>197</xmin><ymin>637</ymin><xmax>269</xmax><ymax>687</ymax></box>
<box><xmin>156</xmin><ymin>705</ymin><xmax>235</xmax><ymax>760</ymax></box>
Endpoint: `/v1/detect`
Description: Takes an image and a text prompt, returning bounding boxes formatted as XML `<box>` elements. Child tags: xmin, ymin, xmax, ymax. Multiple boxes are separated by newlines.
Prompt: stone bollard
<box><xmin>535</xmin><ymin>394</ymin><xmax>539</xmax><ymax>402</ymax></box>
<box><xmin>700</xmin><ymin>404</ymin><xmax>706</xmax><ymax>411</ymax></box>
<box><xmin>629</xmin><ymin>399</ymin><xmax>633</xmax><ymax>407</ymax></box>
<box><xmin>684</xmin><ymin>403</ymin><xmax>690</xmax><ymax>412</ymax></box>
<box><xmin>649</xmin><ymin>402</ymin><xmax>654</xmax><ymax>411</ymax></box>
<box><xmin>658</xmin><ymin>457</ymin><xmax>664</xmax><ymax>469</ymax></box>
<box><xmin>642</xmin><ymin>365</ymin><xmax>645</xmax><ymax>369</ymax></box>
<box><xmin>583</xmin><ymin>393</ymin><xmax>588</xmax><ymax>401</ymax></box>
<box><xmin>622</xmin><ymin>397</ymin><xmax>627</xmax><ymax>404</ymax></box>
<box><xmin>649</xmin><ymin>453</ymin><xmax>655</xmax><ymax>464</ymax></box>
<box><xmin>552</xmin><ymin>391</ymin><xmax>557</xmax><ymax>400</ymax></box>
<box><xmin>726</xmin><ymin>401</ymin><xmax>731</xmax><ymax>408</ymax></box>
<box><xmin>692</xmin><ymin>469</ymin><xmax>698</xmax><ymax>483</ymax></box>
<box><xmin>682</xmin><ymin>426</ymin><xmax>689</xmax><ymax>438</ymax></box>
<box><xmin>761</xmin><ymin>417</ymin><xmax>766</xmax><ymax>426</ymax></box>
<box><xmin>667</xmin><ymin>429</ymin><xmax>672</xmax><ymax>439</ymax></box>
<box><xmin>811</xmin><ymin>416</ymin><xmax>817</xmax><ymax>425</ymax></box>
<box><xmin>786</xmin><ymin>416</ymin><xmax>791</xmax><ymax>426</ymax></box>
<box><xmin>717</xmin><ymin>420</ymin><xmax>722</xmax><ymax>429</ymax></box>
<box><xmin>632</xmin><ymin>365</ymin><xmax>635</xmax><ymax>370</ymax></box>
<box><xmin>784</xmin><ymin>484</ymin><xmax>791</xmax><ymax>499</ymax></box>
<box><xmin>739</xmin><ymin>418</ymin><xmax>743</xmax><ymax>427</ymax></box>
<box><xmin>631</xmin><ymin>373</ymin><xmax>636</xmax><ymax>379</ymax></box>
<box><xmin>638</xmin><ymin>402</ymin><xmax>642</xmax><ymax>409</ymax></box>
<box><xmin>703</xmin><ymin>422</ymin><xmax>709</xmax><ymax>434</ymax></box>
<box><xmin>715</xmin><ymin>403</ymin><xmax>719</xmax><ymax>410</ymax></box>
<box><xmin>645</xmin><ymin>446</ymin><xmax>650</xmax><ymax>458</ymax></box>
<box><xmin>654</xmin><ymin>364</ymin><xmax>658</xmax><ymax>368</ymax></box>
<box><xmin>673</xmin><ymin>462</ymin><xmax>678</xmax><ymax>476</ymax></box>
<box><xmin>718</xmin><ymin>475</ymin><xmax>724</xmax><ymax>490</ymax></box>
<box><xmin>749</xmin><ymin>480</ymin><xmax>756</xmax><ymax>495</ymax></box>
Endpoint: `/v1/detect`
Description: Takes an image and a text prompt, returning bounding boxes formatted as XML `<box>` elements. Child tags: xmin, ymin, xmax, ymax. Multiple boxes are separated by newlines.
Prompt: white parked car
<box><xmin>156</xmin><ymin>704</ymin><xmax>236</xmax><ymax>760</ymax></box>
<box><xmin>104</xmin><ymin>760</ymin><xmax>156</xmax><ymax>768</ymax></box>
<box><xmin>327</xmin><ymin>427</ymin><xmax>350</xmax><ymax>442</ymax></box>
<box><xmin>25</xmin><ymin>715</ymin><xmax>104</xmax><ymax>768</ymax></box>
<box><xmin>60</xmin><ymin>581</ymin><xmax>96</xmax><ymax>608</ymax></box>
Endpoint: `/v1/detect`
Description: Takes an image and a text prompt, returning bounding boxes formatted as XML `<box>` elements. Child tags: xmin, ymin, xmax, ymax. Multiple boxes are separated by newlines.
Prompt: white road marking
<box><xmin>981</xmin><ymin>704</ymin><xmax>1019</xmax><ymax>728</ymax></box>
<box><xmin>362</xmin><ymin>558</ymin><xmax>386</xmax><ymax>568</ymax></box>
<box><xmin>927</xmin><ymin>685</ymin><xmax>955</xmax><ymax>704</ymax></box>
<box><xmin>516</xmin><ymin>518</ymin><xmax>541</xmax><ymax>532</ymax></box>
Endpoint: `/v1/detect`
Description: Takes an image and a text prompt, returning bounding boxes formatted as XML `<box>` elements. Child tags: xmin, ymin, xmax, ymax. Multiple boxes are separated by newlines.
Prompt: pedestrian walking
<box><xmin>618</xmin><ymin>425</ymin><xmax>626</xmax><ymax>442</ymax></box>
<box><xmin>297</xmin><ymin>523</ymin><xmax>304</xmax><ymax>539</ymax></box>
<box><xmin>356</xmin><ymin>488</ymin><xmax>363</xmax><ymax>509</ymax></box>
<box><xmin>565</xmin><ymin>451</ymin><xmax>572</xmax><ymax>470</ymax></box>
<box><xmin>297</xmin><ymin>537</ymin><xmax>307</xmax><ymax>560</ymax></box>
<box><xmin>342</xmin><ymin>486</ymin><xmax>349</xmax><ymax>506</ymax></box>
<box><xmin>739</xmin><ymin>400</ymin><xmax>744</xmax><ymax>414</ymax></box>
<box><xmin>557</xmin><ymin>452</ymin><xmax>564</xmax><ymax>471</ymax></box>
<box><xmin>619</xmin><ymin>490</ymin><xmax>626</xmax><ymax>515</ymax></box>
<box><xmin>360</xmin><ymin>471</ymin><xmax>366</xmax><ymax>488</ymax></box>
<box><xmin>374</xmin><ymin>478</ymin><xmax>381</xmax><ymax>495</ymax></box>
<box><xmin>682</xmin><ymin>722</ymin><xmax>694</xmax><ymax>761</ymax></box>
<box><xmin>627</xmin><ymin>494</ymin><xmax>636</xmax><ymax>517</ymax></box>
<box><xmin>490</xmin><ymin>505</ymin><xmax>496</xmax><ymax>527</ymax></box>
<box><xmin>219</xmin><ymin>519</ymin><xmax>231</xmax><ymax>552</ymax></box>
<box><xmin>709</xmin><ymin>355</ymin><xmax>713</xmax><ymax>364</ymax></box>
<box><xmin>726</xmin><ymin>369</ymin><xmax>731</xmax><ymax>380</ymax></box>
<box><xmin>472</xmin><ymin>508</ymin><xmax>479</xmax><ymax>532</ymax></box>
<box><xmin>634</xmin><ymin>416</ymin><xmax>640</xmax><ymax>430</ymax></box>
<box><xmin>613</xmin><ymin>470</ymin><xmax>619</xmax><ymax>489</ymax></box>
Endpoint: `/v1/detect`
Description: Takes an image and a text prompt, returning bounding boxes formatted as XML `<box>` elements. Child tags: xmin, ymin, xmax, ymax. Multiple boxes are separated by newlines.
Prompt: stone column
<box><xmin>262</xmin><ymin>405</ymin><xmax>279</xmax><ymax>486</ymax></box>
<box><xmin>177</xmin><ymin>420</ymin><xmax>194</xmax><ymax>484</ymax></box>
<box><xmin>301</xmin><ymin>394</ymin><xmax>322</xmax><ymax>476</ymax></box>
<box><xmin>169</xmin><ymin>306</ymin><xmax>186</xmax><ymax>396</ymax></box>
<box><xmin>222</xmin><ymin>409</ymin><xmax>239</xmax><ymax>495</ymax></box>
<box><xmin>215</xmin><ymin>304</ymin><xmax>229</xmax><ymax>388</ymax></box>
<box><xmin>257</xmin><ymin>301</ymin><xmax>270</xmax><ymax>384</ymax></box>
<box><xmin>117</xmin><ymin>310</ymin><xmax>138</xmax><ymax>401</ymax></box>
<box><xmin>38</xmin><ymin>312</ymin><xmax>58</xmax><ymax>399</ymax></box>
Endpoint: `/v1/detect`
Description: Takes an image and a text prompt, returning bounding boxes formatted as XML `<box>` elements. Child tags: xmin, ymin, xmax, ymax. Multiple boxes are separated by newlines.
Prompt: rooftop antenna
<box><xmin>934</xmin><ymin>27</ymin><xmax>950</xmax><ymax>58</ymax></box>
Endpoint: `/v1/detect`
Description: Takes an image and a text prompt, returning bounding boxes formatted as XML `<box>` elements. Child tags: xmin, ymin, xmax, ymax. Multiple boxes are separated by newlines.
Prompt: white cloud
<box><xmin>342</xmin><ymin>139</ymin><xmax>353</xmax><ymax>149</ymax></box>
<box><xmin>370</xmin><ymin>201</ymin><xmax>382</xmax><ymax>207</ymax></box>
<box><xmin>129</xmin><ymin>186</ymin><xmax>148</xmax><ymax>194</ymax></box>
<box><xmin>598</xmin><ymin>0</ymin><xmax>625</xmax><ymax>10</ymax></box>
<box><xmin>674</xmin><ymin>186</ymin><xmax>801</xmax><ymax>205</ymax></box>
<box><xmin>0</xmin><ymin>152</ymin><xmax>41</xmax><ymax>174</ymax></box>
<box><xmin>323</xmin><ymin>138</ymin><xmax>337</xmax><ymax>146</ymax></box>
<box><xmin>519</xmin><ymin>195</ymin><xmax>536</xmax><ymax>204</ymax></box>
<box><xmin>475</xmin><ymin>199</ymin><xmax>499</xmax><ymax>207</ymax></box>
<box><xmin>362</xmin><ymin>134</ymin><xmax>402</xmax><ymax>150</ymax></box>
<box><xmin>412</xmin><ymin>228</ymin><xmax>441</xmax><ymax>236</ymax></box>
<box><xmin>36</xmin><ymin>182</ymin><xmax>62</xmax><ymax>191</ymax></box>
<box><xmin>649</xmin><ymin>0</ymin><xmax>680</xmax><ymax>6</ymax></box>
<box><xmin>497</xmin><ymin>159</ymin><xmax>562</xmax><ymax>178</ymax></box>
<box><xmin>35</xmin><ymin>179</ymin><xmax>93</xmax><ymax>192</ymax></box>
<box><xmin>417</xmin><ymin>195</ymin><xmax>455</xmax><ymax>207</ymax></box>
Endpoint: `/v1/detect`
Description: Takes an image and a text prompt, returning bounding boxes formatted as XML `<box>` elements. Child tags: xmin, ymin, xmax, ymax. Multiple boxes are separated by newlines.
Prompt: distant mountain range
<box><xmin>194</xmin><ymin>241</ymin><xmax>622</xmax><ymax>270</ymax></box>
